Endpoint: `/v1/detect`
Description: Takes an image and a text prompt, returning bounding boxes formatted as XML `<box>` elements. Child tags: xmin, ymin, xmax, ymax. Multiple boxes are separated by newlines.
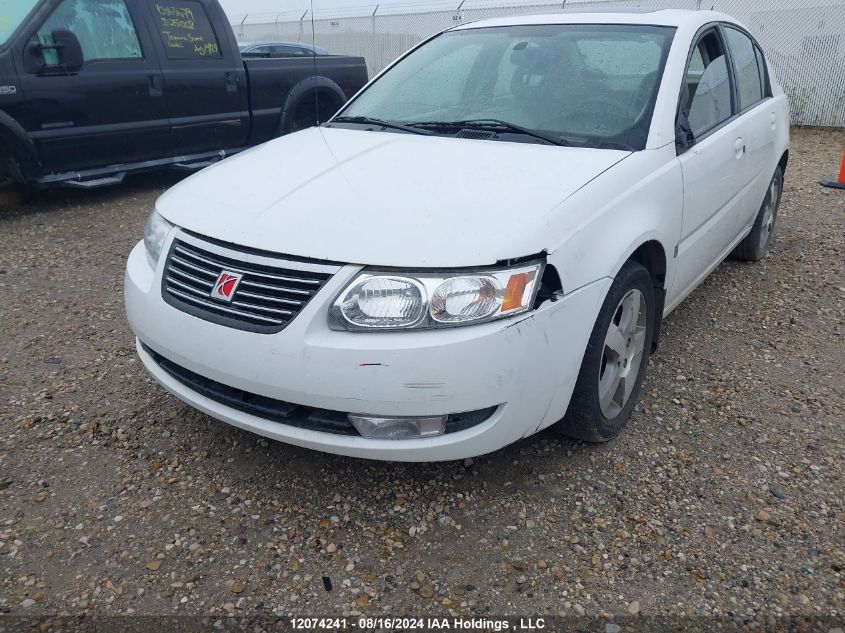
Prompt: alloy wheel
<box><xmin>759</xmin><ymin>173</ymin><xmax>781</xmax><ymax>251</ymax></box>
<box><xmin>598</xmin><ymin>289</ymin><xmax>648</xmax><ymax>419</ymax></box>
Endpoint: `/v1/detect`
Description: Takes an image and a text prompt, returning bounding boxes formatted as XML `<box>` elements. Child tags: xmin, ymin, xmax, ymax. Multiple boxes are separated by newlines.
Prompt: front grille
<box><xmin>142</xmin><ymin>344</ymin><xmax>498</xmax><ymax>438</ymax></box>
<box><xmin>162</xmin><ymin>234</ymin><xmax>341</xmax><ymax>334</ymax></box>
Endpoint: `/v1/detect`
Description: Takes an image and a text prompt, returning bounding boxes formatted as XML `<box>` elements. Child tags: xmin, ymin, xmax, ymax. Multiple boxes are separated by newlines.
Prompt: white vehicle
<box><xmin>125</xmin><ymin>10</ymin><xmax>789</xmax><ymax>461</ymax></box>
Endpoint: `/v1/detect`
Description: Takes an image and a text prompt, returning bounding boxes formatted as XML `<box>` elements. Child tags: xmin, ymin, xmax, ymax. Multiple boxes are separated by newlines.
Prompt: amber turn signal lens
<box><xmin>501</xmin><ymin>271</ymin><xmax>536</xmax><ymax>313</ymax></box>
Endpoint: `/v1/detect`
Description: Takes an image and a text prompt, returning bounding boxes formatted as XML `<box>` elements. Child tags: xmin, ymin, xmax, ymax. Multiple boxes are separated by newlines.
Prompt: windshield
<box><xmin>338</xmin><ymin>24</ymin><xmax>675</xmax><ymax>150</ymax></box>
<box><xmin>0</xmin><ymin>0</ymin><xmax>39</xmax><ymax>46</ymax></box>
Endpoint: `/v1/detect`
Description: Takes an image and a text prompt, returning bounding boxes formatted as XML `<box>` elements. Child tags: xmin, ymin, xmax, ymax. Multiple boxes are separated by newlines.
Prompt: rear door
<box><xmin>721</xmin><ymin>25</ymin><xmax>777</xmax><ymax>233</ymax></box>
<box><xmin>20</xmin><ymin>0</ymin><xmax>171</xmax><ymax>174</ymax></box>
<box><xmin>141</xmin><ymin>0</ymin><xmax>248</xmax><ymax>154</ymax></box>
<box><xmin>673</xmin><ymin>26</ymin><xmax>747</xmax><ymax>299</ymax></box>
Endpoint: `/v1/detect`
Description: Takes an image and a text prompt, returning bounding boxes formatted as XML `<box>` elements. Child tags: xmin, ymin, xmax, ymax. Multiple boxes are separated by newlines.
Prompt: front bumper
<box><xmin>125</xmin><ymin>235</ymin><xmax>610</xmax><ymax>461</ymax></box>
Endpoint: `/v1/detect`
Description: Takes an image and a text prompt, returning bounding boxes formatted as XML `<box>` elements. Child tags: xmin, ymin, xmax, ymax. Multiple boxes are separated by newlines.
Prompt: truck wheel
<box><xmin>557</xmin><ymin>261</ymin><xmax>655</xmax><ymax>443</ymax></box>
<box><xmin>0</xmin><ymin>153</ymin><xmax>15</xmax><ymax>188</ymax></box>
<box><xmin>283</xmin><ymin>93</ymin><xmax>340</xmax><ymax>134</ymax></box>
<box><xmin>731</xmin><ymin>166</ymin><xmax>783</xmax><ymax>262</ymax></box>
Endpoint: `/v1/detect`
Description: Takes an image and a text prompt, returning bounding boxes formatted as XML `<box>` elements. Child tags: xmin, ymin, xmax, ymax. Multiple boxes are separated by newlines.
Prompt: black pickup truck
<box><xmin>0</xmin><ymin>0</ymin><xmax>368</xmax><ymax>188</ymax></box>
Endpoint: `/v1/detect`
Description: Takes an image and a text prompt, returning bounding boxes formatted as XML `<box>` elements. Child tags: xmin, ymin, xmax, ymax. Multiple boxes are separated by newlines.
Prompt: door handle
<box><xmin>148</xmin><ymin>73</ymin><xmax>163</xmax><ymax>98</ymax></box>
<box><xmin>734</xmin><ymin>137</ymin><xmax>746</xmax><ymax>158</ymax></box>
<box><xmin>225</xmin><ymin>72</ymin><xmax>239</xmax><ymax>93</ymax></box>
<box><xmin>770</xmin><ymin>112</ymin><xmax>777</xmax><ymax>130</ymax></box>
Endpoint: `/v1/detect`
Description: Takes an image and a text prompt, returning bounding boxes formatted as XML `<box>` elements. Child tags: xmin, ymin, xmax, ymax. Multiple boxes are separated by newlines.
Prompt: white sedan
<box><xmin>125</xmin><ymin>10</ymin><xmax>789</xmax><ymax>461</ymax></box>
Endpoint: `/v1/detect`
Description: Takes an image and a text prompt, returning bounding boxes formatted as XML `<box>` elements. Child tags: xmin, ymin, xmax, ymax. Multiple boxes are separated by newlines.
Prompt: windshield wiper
<box><xmin>328</xmin><ymin>116</ymin><xmax>433</xmax><ymax>136</ymax></box>
<box><xmin>409</xmin><ymin>119</ymin><xmax>568</xmax><ymax>146</ymax></box>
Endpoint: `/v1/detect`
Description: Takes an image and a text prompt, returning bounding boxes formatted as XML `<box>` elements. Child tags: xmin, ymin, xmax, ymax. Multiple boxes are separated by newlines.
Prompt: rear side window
<box><xmin>724</xmin><ymin>27</ymin><xmax>764</xmax><ymax>110</ymax></box>
<box><xmin>683</xmin><ymin>30</ymin><xmax>733</xmax><ymax>138</ymax></box>
<box><xmin>38</xmin><ymin>0</ymin><xmax>142</xmax><ymax>62</ymax></box>
<box><xmin>152</xmin><ymin>1</ymin><xmax>221</xmax><ymax>59</ymax></box>
<box><xmin>272</xmin><ymin>45</ymin><xmax>308</xmax><ymax>56</ymax></box>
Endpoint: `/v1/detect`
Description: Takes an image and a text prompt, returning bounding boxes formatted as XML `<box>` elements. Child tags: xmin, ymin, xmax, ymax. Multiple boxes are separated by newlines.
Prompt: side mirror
<box><xmin>25</xmin><ymin>29</ymin><xmax>84</xmax><ymax>74</ymax></box>
<box><xmin>51</xmin><ymin>29</ymin><xmax>84</xmax><ymax>71</ymax></box>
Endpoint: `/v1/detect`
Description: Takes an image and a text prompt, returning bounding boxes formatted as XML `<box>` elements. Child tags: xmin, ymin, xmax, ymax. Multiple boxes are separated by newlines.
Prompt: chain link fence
<box><xmin>232</xmin><ymin>0</ymin><xmax>845</xmax><ymax>127</ymax></box>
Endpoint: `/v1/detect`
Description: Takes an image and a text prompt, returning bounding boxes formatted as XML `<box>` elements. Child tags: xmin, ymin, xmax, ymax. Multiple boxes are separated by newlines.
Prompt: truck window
<box><xmin>38</xmin><ymin>0</ymin><xmax>142</xmax><ymax>64</ymax></box>
<box><xmin>151</xmin><ymin>1</ymin><xmax>221</xmax><ymax>59</ymax></box>
<box><xmin>0</xmin><ymin>0</ymin><xmax>39</xmax><ymax>46</ymax></box>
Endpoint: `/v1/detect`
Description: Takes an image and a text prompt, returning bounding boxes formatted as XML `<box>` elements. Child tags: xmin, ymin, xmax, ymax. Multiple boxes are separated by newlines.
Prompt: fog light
<box><xmin>348</xmin><ymin>414</ymin><xmax>447</xmax><ymax>439</ymax></box>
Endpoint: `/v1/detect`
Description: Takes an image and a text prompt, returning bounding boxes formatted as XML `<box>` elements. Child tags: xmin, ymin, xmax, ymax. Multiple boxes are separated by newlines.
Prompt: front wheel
<box><xmin>557</xmin><ymin>261</ymin><xmax>656</xmax><ymax>442</ymax></box>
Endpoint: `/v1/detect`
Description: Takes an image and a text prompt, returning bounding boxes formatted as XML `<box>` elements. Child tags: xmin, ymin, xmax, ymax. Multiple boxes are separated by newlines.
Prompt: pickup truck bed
<box><xmin>0</xmin><ymin>0</ymin><xmax>368</xmax><ymax>188</ymax></box>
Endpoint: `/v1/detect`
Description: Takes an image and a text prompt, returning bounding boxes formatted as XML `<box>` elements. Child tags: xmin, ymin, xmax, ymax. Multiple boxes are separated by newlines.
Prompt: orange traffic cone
<box><xmin>821</xmin><ymin>149</ymin><xmax>845</xmax><ymax>189</ymax></box>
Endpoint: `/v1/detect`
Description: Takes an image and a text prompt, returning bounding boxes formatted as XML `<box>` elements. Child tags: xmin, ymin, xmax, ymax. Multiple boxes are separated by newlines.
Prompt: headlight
<box><xmin>143</xmin><ymin>210</ymin><xmax>173</xmax><ymax>269</ymax></box>
<box><xmin>330</xmin><ymin>262</ymin><xmax>544</xmax><ymax>331</ymax></box>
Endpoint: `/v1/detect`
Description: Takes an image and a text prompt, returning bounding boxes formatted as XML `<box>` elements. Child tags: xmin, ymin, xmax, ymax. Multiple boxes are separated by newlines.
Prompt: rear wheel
<box><xmin>731</xmin><ymin>166</ymin><xmax>783</xmax><ymax>261</ymax></box>
<box><xmin>557</xmin><ymin>261</ymin><xmax>655</xmax><ymax>442</ymax></box>
<box><xmin>283</xmin><ymin>93</ymin><xmax>340</xmax><ymax>135</ymax></box>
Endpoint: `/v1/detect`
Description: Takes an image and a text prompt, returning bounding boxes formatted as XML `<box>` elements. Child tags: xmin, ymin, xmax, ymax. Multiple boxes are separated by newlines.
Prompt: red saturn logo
<box><xmin>210</xmin><ymin>271</ymin><xmax>242</xmax><ymax>302</ymax></box>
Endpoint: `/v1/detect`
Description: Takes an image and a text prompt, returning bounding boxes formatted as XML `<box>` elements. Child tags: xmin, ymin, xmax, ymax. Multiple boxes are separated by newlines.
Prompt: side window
<box><xmin>151</xmin><ymin>1</ymin><xmax>221</xmax><ymax>59</ymax></box>
<box><xmin>272</xmin><ymin>45</ymin><xmax>307</xmax><ymax>56</ymax></box>
<box><xmin>683</xmin><ymin>30</ymin><xmax>733</xmax><ymax>139</ymax></box>
<box><xmin>38</xmin><ymin>0</ymin><xmax>142</xmax><ymax>64</ymax></box>
<box><xmin>724</xmin><ymin>27</ymin><xmax>764</xmax><ymax>110</ymax></box>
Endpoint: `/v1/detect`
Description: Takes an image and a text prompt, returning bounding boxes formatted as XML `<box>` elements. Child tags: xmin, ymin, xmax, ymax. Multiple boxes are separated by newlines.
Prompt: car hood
<box><xmin>156</xmin><ymin>127</ymin><xmax>630</xmax><ymax>267</ymax></box>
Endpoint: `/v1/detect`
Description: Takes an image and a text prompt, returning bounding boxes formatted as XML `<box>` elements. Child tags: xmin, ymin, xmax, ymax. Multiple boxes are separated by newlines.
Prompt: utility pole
<box><xmin>372</xmin><ymin>4</ymin><xmax>379</xmax><ymax>71</ymax></box>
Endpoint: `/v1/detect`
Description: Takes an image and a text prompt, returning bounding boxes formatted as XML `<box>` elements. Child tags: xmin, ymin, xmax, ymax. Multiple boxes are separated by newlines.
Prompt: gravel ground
<box><xmin>0</xmin><ymin>128</ymin><xmax>843</xmax><ymax>626</ymax></box>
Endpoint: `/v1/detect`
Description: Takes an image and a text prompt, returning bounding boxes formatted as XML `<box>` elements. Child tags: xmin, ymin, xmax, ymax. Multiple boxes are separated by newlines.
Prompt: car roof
<box><xmin>453</xmin><ymin>9</ymin><xmax>740</xmax><ymax>31</ymax></box>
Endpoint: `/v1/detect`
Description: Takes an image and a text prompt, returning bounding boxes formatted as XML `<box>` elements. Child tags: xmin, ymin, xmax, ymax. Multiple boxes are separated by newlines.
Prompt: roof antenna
<box><xmin>311</xmin><ymin>0</ymin><xmax>319</xmax><ymax>126</ymax></box>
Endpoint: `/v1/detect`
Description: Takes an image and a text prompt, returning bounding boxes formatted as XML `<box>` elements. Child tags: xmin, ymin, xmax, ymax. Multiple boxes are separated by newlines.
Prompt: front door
<box><xmin>673</xmin><ymin>27</ymin><xmax>746</xmax><ymax>301</ymax></box>
<box><xmin>141</xmin><ymin>0</ymin><xmax>248</xmax><ymax>154</ymax></box>
<box><xmin>20</xmin><ymin>0</ymin><xmax>171</xmax><ymax>174</ymax></box>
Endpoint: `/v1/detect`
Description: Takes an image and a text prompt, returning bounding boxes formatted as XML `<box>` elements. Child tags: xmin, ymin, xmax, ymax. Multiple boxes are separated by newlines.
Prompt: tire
<box><xmin>283</xmin><ymin>94</ymin><xmax>339</xmax><ymax>135</ymax></box>
<box><xmin>0</xmin><ymin>153</ymin><xmax>15</xmax><ymax>188</ymax></box>
<box><xmin>557</xmin><ymin>261</ymin><xmax>656</xmax><ymax>443</ymax></box>
<box><xmin>731</xmin><ymin>166</ymin><xmax>783</xmax><ymax>262</ymax></box>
